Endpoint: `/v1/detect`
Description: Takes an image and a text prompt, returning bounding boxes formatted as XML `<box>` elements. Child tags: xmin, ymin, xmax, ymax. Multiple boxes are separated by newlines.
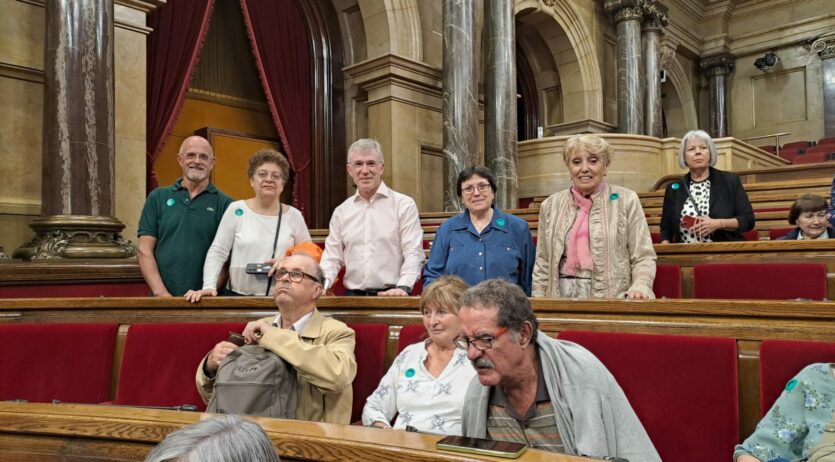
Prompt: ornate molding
<box><xmin>13</xmin><ymin>216</ymin><xmax>136</xmax><ymax>260</ymax></box>
<box><xmin>700</xmin><ymin>52</ymin><xmax>735</xmax><ymax>77</ymax></box>
<box><xmin>812</xmin><ymin>34</ymin><xmax>835</xmax><ymax>60</ymax></box>
<box><xmin>604</xmin><ymin>0</ymin><xmax>643</xmax><ymax>24</ymax></box>
<box><xmin>641</xmin><ymin>0</ymin><xmax>668</xmax><ymax>31</ymax></box>
<box><xmin>659</xmin><ymin>36</ymin><xmax>680</xmax><ymax>70</ymax></box>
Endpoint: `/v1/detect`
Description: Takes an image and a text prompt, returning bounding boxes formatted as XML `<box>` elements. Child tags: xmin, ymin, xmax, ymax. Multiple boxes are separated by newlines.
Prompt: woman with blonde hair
<box><xmin>532</xmin><ymin>134</ymin><xmax>656</xmax><ymax>299</ymax></box>
<box><xmin>362</xmin><ymin>275</ymin><xmax>475</xmax><ymax>435</ymax></box>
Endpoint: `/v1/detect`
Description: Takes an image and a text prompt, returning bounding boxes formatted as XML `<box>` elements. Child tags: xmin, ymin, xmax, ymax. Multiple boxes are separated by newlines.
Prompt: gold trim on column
<box><xmin>13</xmin><ymin>215</ymin><xmax>137</xmax><ymax>260</ymax></box>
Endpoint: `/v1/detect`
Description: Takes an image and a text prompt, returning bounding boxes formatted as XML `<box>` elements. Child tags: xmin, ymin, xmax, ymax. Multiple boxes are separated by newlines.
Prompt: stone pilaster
<box><xmin>700</xmin><ymin>53</ymin><xmax>735</xmax><ymax>138</ymax></box>
<box><xmin>813</xmin><ymin>34</ymin><xmax>835</xmax><ymax>138</ymax></box>
<box><xmin>14</xmin><ymin>0</ymin><xmax>134</xmax><ymax>259</ymax></box>
<box><xmin>484</xmin><ymin>0</ymin><xmax>517</xmax><ymax>209</ymax></box>
<box><xmin>442</xmin><ymin>0</ymin><xmax>479</xmax><ymax>211</ymax></box>
<box><xmin>604</xmin><ymin>0</ymin><xmax>644</xmax><ymax>134</ymax></box>
<box><xmin>641</xmin><ymin>1</ymin><xmax>667</xmax><ymax>138</ymax></box>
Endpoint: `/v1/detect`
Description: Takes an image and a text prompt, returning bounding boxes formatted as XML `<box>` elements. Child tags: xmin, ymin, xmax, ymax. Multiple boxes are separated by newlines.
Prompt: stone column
<box><xmin>813</xmin><ymin>34</ymin><xmax>835</xmax><ymax>137</ymax></box>
<box><xmin>14</xmin><ymin>0</ymin><xmax>134</xmax><ymax>259</ymax></box>
<box><xmin>442</xmin><ymin>0</ymin><xmax>479</xmax><ymax>211</ymax></box>
<box><xmin>700</xmin><ymin>53</ymin><xmax>735</xmax><ymax>138</ymax></box>
<box><xmin>641</xmin><ymin>2</ymin><xmax>667</xmax><ymax>138</ymax></box>
<box><xmin>484</xmin><ymin>0</ymin><xmax>517</xmax><ymax>209</ymax></box>
<box><xmin>604</xmin><ymin>0</ymin><xmax>644</xmax><ymax>134</ymax></box>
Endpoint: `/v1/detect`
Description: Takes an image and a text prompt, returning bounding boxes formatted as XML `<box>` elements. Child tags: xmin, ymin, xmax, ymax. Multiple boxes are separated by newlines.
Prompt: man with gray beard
<box><xmin>455</xmin><ymin>279</ymin><xmax>660</xmax><ymax>461</ymax></box>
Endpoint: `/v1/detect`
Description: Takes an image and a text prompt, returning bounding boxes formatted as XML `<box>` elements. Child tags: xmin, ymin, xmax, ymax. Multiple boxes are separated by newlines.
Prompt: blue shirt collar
<box><xmin>450</xmin><ymin>206</ymin><xmax>509</xmax><ymax>234</ymax></box>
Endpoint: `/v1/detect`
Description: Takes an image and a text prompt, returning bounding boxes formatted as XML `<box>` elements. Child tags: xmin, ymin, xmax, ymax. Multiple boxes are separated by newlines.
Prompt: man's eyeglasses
<box><xmin>349</xmin><ymin>161</ymin><xmax>380</xmax><ymax>170</ymax></box>
<box><xmin>461</xmin><ymin>183</ymin><xmax>491</xmax><ymax>195</ymax></box>
<box><xmin>274</xmin><ymin>268</ymin><xmax>321</xmax><ymax>284</ymax></box>
<box><xmin>181</xmin><ymin>152</ymin><xmax>213</xmax><ymax>162</ymax></box>
<box><xmin>453</xmin><ymin>326</ymin><xmax>508</xmax><ymax>351</ymax></box>
<box><xmin>256</xmin><ymin>170</ymin><xmax>284</xmax><ymax>182</ymax></box>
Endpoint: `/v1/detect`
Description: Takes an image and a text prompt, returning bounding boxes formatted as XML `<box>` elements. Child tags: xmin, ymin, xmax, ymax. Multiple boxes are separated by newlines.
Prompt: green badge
<box><xmin>235</xmin><ymin>208</ymin><xmax>244</xmax><ymax>216</ymax></box>
<box><xmin>496</xmin><ymin>218</ymin><xmax>506</xmax><ymax>227</ymax></box>
<box><xmin>672</xmin><ymin>183</ymin><xmax>680</xmax><ymax>190</ymax></box>
<box><xmin>785</xmin><ymin>378</ymin><xmax>798</xmax><ymax>392</ymax></box>
<box><xmin>165</xmin><ymin>198</ymin><xmax>175</xmax><ymax>207</ymax></box>
<box><xmin>405</xmin><ymin>368</ymin><xmax>415</xmax><ymax>378</ymax></box>
<box><xmin>609</xmin><ymin>193</ymin><xmax>619</xmax><ymax>201</ymax></box>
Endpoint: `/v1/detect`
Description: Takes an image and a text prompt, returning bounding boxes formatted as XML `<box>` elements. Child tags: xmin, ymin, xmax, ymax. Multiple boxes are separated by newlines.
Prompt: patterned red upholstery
<box><xmin>653</xmin><ymin>264</ymin><xmax>681</xmax><ymax>298</ymax></box>
<box><xmin>347</xmin><ymin>323</ymin><xmax>388</xmax><ymax>423</ymax></box>
<box><xmin>693</xmin><ymin>263</ymin><xmax>827</xmax><ymax>300</ymax></box>
<box><xmin>397</xmin><ymin>324</ymin><xmax>427</xmax><ymax>353</ymax></box>
<box><xmin>759</xmin><ymin>339</ymin><xmax>835</xmax><ymax>415</ymax></box>
<box><xmin>115</xmin><ymin>323</ymin><xmax>245</xmax><ymax>410</ymax></box>
<box><xmin>0</xmin><ymin>323</ymin><xmax>118</xmax><ymax>403</ymax></box>
<box><xmin>558</xmin><ymin>330</ymin><xmax>738</xmax><ymax>462</ymax></box>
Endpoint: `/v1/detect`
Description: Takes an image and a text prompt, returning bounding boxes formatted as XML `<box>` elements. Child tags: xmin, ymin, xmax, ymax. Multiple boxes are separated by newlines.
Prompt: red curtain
<box><xmin>239</xmin><ymin>0</ymin><xmax>312</xmax><ymax>222</ymax></box>
<box><xmin>146</xmin><ymin>1</ymin><xmax>215</xmax><ymax>193</ymax></box>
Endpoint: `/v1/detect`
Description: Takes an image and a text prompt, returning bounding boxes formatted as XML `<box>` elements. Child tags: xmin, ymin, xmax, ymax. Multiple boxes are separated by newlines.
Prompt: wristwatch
<box><xmin>396</xmin><ymin>285</ymin><xmax>413</xmax><ymax>295</ymax></box>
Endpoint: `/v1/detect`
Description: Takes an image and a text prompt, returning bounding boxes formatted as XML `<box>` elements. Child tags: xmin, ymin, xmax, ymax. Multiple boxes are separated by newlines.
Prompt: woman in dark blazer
<box><xmin>659</xmin><ymin>130</ymin><xmax>755</xmax><ymax>243</ymax></box>
<box><xmin>777</xmin><ymin>194</ymin><xmax>835</xmax><ymax>240</ymax></box>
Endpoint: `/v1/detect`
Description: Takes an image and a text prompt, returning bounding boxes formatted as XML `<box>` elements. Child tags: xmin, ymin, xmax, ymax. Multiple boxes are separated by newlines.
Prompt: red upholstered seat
<box><xmin>769</xmin><ymin>227</ymin><xmax>794</xmax><ymax>240</ymax></box>
<box><xmin>794</xmin><ymin>152</ymin><xmax>827</xmax><ymax>164</ymax></box>
<box><xmin>653</xmin><ymin>264</ymin><xmax>681</xmax><ymax>298</ymax></box>
<box><xmin>650</xmin><ymin>232</ymin><xmax>661</xmax><ymax>244</ymax></box>
<box><xmin>693</xmin><ymin>263</ymin><xmax>827</xmax><ymax>300</ymax></box>
<box><xmin>778</xmin><ymin>148</ymin><xmax>804</xmax><ymax>163</ymax></box>
<box><xmin>782</xmin><ymin>140</ymin><xmax>813</xmax><ymax>150</ymax></box>
<box><xmin>759</xmin><ymin>145</ymin><xmax>777</xmax><ymax>154</ymax></box>
<box><xmin>742</xmin><ymin>229</ymin><xmax>760</xmax><ymax>241</ymax></box>
<box><xmin>759</xmin><ymin>339</ymin><xmax>835</xmax><ymax>416</ymax></box>
<box><xmin>0</xmin><ymin>283</ymin><xmax>149</xmax><ymax>298</ymax></box>
<box><xmin>818</xmin><ymin>137</ymin><xmax>835</xmax><ymax>147</ymax></box>
<box><xmin>0</xmin><ymin>323</ymin><xmax>118</xmax><ymax>404</ymax></box>
<box><xmin>347</xmin><ymin>323</ymin><xmax>388</xmax><ymax>423</ymax></box>
<box><xmin>397</xmin><ymin>324</ymin><xmax>427</xmax><ymax>353</ymax></box>
<box><xmin>557</xmin><ymin>330</ymin><xmax>738</xmax><ymax>462</ymax></box>
<box><xmin>115</xmin><ymin>322</ymin><xmax>245</xmax><ymax>410</ymax></box>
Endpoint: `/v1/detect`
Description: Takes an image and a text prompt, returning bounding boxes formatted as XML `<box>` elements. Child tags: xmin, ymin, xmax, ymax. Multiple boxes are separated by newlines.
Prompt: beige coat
<box><xmin>197</xmin><ymin>308</ymin><xmax>357</xmax><ymax>424</ymax></box>
<box><xmin>532</xmin><ymin>184</ymin><xmax>656</xmax><ymax>298</ymax></box>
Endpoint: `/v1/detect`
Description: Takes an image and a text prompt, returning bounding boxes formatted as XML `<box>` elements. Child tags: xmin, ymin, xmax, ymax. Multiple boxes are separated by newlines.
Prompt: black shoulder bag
<box><xmin>264</xmin><ymin>205</ymin><xmax>283</xmax><ymax>296</ymax></box>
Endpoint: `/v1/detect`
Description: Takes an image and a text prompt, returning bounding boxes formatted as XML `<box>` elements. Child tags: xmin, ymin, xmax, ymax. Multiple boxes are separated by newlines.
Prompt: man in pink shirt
<box><xmin>320</xmin><ymin>139</ymin><xmax>425</xmax><ymax>296</ymax></box>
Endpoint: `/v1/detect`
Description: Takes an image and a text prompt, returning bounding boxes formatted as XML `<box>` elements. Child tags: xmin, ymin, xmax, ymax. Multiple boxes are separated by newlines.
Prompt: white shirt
<box><xmin>320</xmin><ymin>181</ymin><xmax>425</xmax><ymax>291</ymax></box>
<box><xmin>271</xmin><ymin>311</ymin><xmax>314</xmax><ymax>333</ymax></box>
<box><xmin>361</xmin><ymin>341</ymin><xmax>476</xmax><ymax>435</ymax></box>
<box><xmin>202</xmin><ymin>200</ymin><xmax>311</xmax><ymax>295</ymax></box>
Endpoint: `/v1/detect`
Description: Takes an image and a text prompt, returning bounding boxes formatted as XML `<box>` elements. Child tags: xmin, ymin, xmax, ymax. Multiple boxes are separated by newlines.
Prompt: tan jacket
<box><xmin>532</xmin><ymin>184</ymin><xmax>656</xmax><ymax>298</ymax></box>
<box><xmin>197</xmin><ymin>308</ymin><xmax>357</xmax><ymax>424</ymax></box>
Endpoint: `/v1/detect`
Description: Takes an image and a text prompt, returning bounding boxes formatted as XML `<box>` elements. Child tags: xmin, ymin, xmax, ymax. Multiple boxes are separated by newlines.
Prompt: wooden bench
<box><xmin>1</xmin><ymin>295</ymin><xmax>834</xmax><ymax>439</ymax></box>
<box><xmin>0</xmin><ymin>402</ymin><xmax>569</xmax><ymax>461</ymax></box>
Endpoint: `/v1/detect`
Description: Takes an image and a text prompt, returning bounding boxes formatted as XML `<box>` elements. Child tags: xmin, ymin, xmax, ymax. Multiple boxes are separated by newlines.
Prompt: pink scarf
<box><xmin>564</xmin><ymin>183</ymin><xmax>604</xmax><ymax>276</ymax></box>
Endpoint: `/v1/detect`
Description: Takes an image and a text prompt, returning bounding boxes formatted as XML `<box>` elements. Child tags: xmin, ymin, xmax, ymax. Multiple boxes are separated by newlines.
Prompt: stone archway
<box><xmin>661</xmin><ymin>53</ymin><xmax>698</xmax><ymax>137</ymax></box>
<box><xmin>356</xmin><ymin>0</ymin><xmax>422</xmax><ymax>61</ymax></box>
<box><xmin>515</xmin><ymin>0</ymin><xmax>603</xmax><ymax>121</ymax></box>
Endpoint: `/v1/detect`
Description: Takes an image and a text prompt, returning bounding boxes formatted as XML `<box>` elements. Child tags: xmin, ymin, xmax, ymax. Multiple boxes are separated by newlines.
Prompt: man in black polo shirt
<box><xmin>137</xmin><ymin>136</ymin><xmax>233</xmax><ymax>296</ymax></box>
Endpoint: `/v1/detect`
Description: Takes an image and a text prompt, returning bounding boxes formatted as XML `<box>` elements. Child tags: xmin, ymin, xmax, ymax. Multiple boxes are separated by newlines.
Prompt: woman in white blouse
<box><xmin>362</xmin><ymin>275</ymin><xmax>476</xmax><ymax>435</ymax></box>
<box><xmin>185</xmin><ymin>149</ymin><xmax>311</xmax><ymax>301</ymax></box>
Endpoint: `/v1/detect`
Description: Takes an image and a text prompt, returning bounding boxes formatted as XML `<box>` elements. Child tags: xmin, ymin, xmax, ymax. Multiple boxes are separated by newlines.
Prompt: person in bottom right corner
<box><xmin>777</xmin><ymin>195</ymin><xmax>835</xmax><ymax>240</ymax></box>
<box><xmin>734</xmin><ymin>363</ymin><xmax>835</xmax><ymax>461</ymax></box>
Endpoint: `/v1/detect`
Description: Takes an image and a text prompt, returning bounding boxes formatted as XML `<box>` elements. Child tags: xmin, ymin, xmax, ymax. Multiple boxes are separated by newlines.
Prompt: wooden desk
<box><xmin>0</xmin><ymin>402</ymin><xmax>580</xmax><ymax>461</ymax></box>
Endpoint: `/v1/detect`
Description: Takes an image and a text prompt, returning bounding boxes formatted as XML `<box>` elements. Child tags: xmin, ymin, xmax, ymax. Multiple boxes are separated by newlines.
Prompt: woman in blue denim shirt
<box><xmin>423</xmin><ymin>167</ymin><xmax>535</xmax><ymax>295</ymax></box>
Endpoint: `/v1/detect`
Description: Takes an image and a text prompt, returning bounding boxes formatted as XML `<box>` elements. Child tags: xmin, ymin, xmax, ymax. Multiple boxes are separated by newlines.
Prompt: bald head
<box><xmin>177</xmin><ymin>136</ymin><xmax>215</xmax><ymax>186</ymax></box>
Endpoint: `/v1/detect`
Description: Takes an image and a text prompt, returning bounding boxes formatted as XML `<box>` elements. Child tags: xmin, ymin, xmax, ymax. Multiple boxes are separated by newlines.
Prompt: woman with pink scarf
<box><xmin>532</xmin><ymin>134</ymin><xmax>656</xmax><ymax>299</ymax></box>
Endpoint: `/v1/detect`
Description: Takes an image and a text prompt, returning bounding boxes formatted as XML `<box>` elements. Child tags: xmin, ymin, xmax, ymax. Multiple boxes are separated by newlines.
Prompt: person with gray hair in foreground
<box><xmin>144</xmin><ymin>415</ymin><xmax>279</xmax><ymax>462</ymax></box>
<box><xmin>456</xmin><ymin>278</ymin><xmax>660</xmax><ymax>461</ymax></box>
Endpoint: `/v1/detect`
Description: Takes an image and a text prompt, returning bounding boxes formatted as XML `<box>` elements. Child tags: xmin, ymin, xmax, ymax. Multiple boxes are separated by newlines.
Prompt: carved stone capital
<box><xmin>659</xmin><ymin>36</ymin><xmax>680</xmax><ymax>70</ymax></box>
<box><xmin>700</xmin><ymin>53</ymin><xmax>735</xmax><ymax>77</ymax></box>
<box><xmin>604</xmin><ymin>0</ymin><xmax>643</xmax><ymax>23</ymax></box>
<box><xmin>13</xmin><ymin>215</ymin><xmax>137</xmax><ymax>260</ymax></box>
<box><xmin>812</xmin><ymin>34</ymin><xmax>835</xmax><ymax>60</ymax></box>
<box><xmin>641</xmin><ymin>0</ymin><xmax>668</xmax><ymax>31</ymax></box>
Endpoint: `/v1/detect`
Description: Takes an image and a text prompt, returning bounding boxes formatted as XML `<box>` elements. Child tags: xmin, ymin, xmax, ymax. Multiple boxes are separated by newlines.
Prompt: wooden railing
<box><xmin>0</xmin><ymin>402</ymin><xmax>573</xmax><ymax>461</ymax></box>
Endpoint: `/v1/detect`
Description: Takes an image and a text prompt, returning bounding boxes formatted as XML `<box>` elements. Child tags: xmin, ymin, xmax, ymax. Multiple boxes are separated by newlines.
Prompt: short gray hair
<box><xmin>347</xmin><ymin>138</ymin><xmax>384</xmax><ymax>164</ymax></box>
<box><xmin>144</xmin><ymin>415</ymin><xmax>280</xmax><ymax>462</ymax></box>
<box><xmin>459</xmin><ymin>279</ymin><xmax>538</xmax><ymax>343</ymax></box>
<box><xmin>678</xmin><ymin>129</ymin><xmax>717</xmax><ymax>169</ymax></box>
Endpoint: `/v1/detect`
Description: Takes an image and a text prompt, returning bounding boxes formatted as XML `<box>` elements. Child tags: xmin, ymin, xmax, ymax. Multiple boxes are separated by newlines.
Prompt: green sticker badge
<box><xmin>165</xmin><ymin>198</ymin><xmax>175</xmax><ymax>207</ymax></box>
<box><xmin>672</xmin><ymin>183</ymin><xmax>680</xmax><ymax>190</ymax></box>
<box><xmin>235</xmin><ymin>208</ymin><xmax>244</xmax><ymax>216</ymax></box>
<box><xmin>609</xmin><ymin>193</ymin><xmax>619</xmax><ymax>201</ymax></box>
<box><xmin>785</xmin><ymin>378</ymin><xmax>798</xmax><ymax>392</ymax></box>
<box><xmin>405</xmin><ymin>368</ymin><xmax>416</xmax><ymax>378</ymax></box>
<box><xmin>496</xmin><ymin>218</ymin><xmax>506</xmax><ymax>227</ymax></box>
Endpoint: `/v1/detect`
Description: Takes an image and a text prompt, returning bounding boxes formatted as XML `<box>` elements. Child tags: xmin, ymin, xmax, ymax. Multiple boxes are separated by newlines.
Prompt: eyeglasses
<box><xmin>274</xmin><ymin>268</ymin><xmax>321</xmax><ymax>284</ymax></box>
<box><xmin>181</xmin><ymin>152</ymin><xmax>213</xmax><ymax>162</ymax></box>
<box><xmin>461</xmin><ymin>183</ymin><xmax>491</xmax><ymax>195</ymax></box>
<box><xmin>453</xmin><ymin>327</ymin><xmax>508</xmax><ymax>351</ymax></box>
<box><xmin>349</xmin><ymin>161</ymin><xmax>380</xmax><ymax>170</ymax></box>
<box><xmin>256</xmin><ymin>170</ymin><xmax>284</xmax><ymax>182</ymax></box>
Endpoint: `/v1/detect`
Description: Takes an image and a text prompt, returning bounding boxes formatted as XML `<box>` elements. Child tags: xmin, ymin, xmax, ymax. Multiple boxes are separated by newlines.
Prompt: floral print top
<box><xmin>735</xmin><ymin>363</ymin><xmax>835</xmax><ymax>462</ymax></box>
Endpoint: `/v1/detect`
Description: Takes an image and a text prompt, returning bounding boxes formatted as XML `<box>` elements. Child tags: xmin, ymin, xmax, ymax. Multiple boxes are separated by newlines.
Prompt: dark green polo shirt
<box><xmin>137</xmin><ymin>178</ymin><xmax>233</xmax><ymax>296</ymax></box>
